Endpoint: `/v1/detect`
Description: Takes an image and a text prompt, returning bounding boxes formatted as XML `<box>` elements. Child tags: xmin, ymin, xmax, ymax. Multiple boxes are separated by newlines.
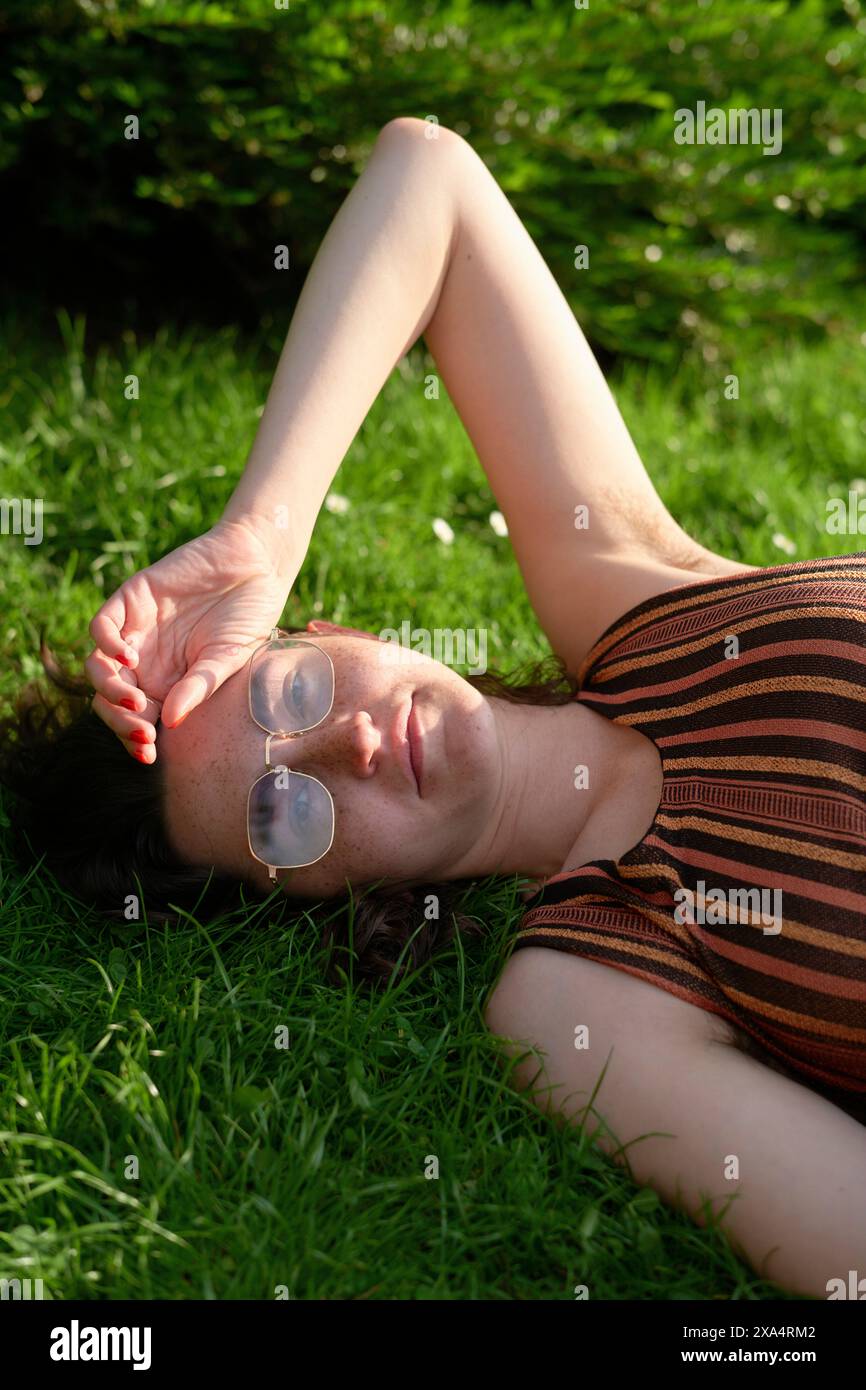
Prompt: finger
<box><xmin>160</xmin><ymin>649</ymin><xmax>251</xmax><ymax>728</ymax></box>
<box><xmin>91</xmin><ymin>690</ymin><xmax>158</xmax><ymax>750</ymax></box>
<box><xmin>119</xmin><ymin>626</ymin><xmax>147</xmax><ymax>653</ymax></box>
<box><xmin>122</xmin><ymin>738</ymin><xmax>157</xmax><ymax>766</ymax></box>
<box><xmin>84</xmin><ymin>649</ymin><xmax>162</xmax><ymax>722</ymax></box>
<box><xmin>89</xmin><ymin>595</ymin><xmax>139</xmax><ymax>670</ymax></box>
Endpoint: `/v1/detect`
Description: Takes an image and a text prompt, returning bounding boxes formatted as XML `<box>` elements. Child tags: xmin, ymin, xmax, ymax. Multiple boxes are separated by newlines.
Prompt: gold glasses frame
<box><xmin>245</xmin><ymin>626</ymin><xmax>337</xmax><ymax>881</ymax></box>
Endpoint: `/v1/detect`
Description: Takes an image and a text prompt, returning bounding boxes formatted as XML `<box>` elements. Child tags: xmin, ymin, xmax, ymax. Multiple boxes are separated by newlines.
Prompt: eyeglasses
<box><xmin>246</xmin><ymin>628</ymin><xmax>337</xmax><ymax>880</ymax></box>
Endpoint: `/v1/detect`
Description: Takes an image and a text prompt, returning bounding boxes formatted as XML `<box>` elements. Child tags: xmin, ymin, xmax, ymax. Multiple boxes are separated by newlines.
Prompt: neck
<box><xmin>447</xmin><ymin>696</ymin><xmax>640</xmax><ymax>887</ymax></box>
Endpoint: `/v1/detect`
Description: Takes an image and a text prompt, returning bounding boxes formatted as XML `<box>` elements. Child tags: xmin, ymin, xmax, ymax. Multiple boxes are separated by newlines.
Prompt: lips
<box><xmin>407</xmin><ymin>696</ymin><xmax>423</xmax><ymax>796</ymax></box>
<box><xmin>390</xmin><ymin>694</ymin><xmax>419</xmax><ymax>795</ymax></box>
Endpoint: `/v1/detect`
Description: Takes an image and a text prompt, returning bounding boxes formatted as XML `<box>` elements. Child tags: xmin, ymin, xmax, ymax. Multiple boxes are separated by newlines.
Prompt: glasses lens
<box><xmin>248</xmin><ymin>768</ymin><xmax>334</xmax><ymax>869</ymax></box>
<box><xmin>250</xmin><ymin>640</ymin><xmax>334</xmax><ymax>733</ymax></box>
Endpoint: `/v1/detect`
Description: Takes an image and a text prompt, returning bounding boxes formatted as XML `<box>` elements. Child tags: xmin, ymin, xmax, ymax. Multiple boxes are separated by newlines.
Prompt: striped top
<box><xmin>513</xmin><ymin>552</ymin><xmax>866</xmax><ymax>1098</ymax></box>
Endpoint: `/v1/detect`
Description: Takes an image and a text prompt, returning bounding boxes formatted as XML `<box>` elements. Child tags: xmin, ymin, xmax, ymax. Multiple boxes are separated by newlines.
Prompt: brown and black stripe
<box><xmin>513</xmin><ymin>552</ymin><xmax>866</xmax><ymax>1097</ymax></box>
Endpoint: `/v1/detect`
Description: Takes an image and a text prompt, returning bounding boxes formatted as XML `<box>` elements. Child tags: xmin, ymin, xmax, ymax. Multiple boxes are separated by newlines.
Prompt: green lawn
<box><xmin>1</xmin><ymin>313</ymin><xmax>862</xmax><ymax>1299</ymax></box>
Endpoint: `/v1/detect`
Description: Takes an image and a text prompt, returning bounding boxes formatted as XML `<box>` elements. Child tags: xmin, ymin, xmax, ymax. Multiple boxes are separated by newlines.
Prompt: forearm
<box><xmin>222</xmin><ymin>118</ymin><xmax>461</xmax><ymax>559</ymax></box>
<box><xmin>631</xmin><ymin>1049</ymin><xmax>866</xmax><ymax>1300</ymax></box>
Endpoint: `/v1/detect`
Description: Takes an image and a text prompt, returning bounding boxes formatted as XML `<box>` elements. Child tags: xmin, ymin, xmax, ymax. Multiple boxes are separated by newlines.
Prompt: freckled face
<box><xmin>158</xmin><ymin>633</ymin><xmax>500</xmax><ymax>899</ymax></box>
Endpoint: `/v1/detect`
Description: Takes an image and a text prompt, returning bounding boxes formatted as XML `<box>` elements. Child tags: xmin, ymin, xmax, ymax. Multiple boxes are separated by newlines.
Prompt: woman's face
<box><xmin>158</xmin><ymin>624</ymin><xmax>500</xmax><ymax>899</ymax></box>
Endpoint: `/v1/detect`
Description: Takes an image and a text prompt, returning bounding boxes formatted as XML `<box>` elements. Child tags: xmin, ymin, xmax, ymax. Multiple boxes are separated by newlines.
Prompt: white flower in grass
<box><xmin>772</xmin><ymin>532</ymin><xmax>797</xmax><ymax>556</ymax></box>
<box><xmin>432</xmin><ymin>517</ymin><xmax>454</xmax><ymax>545</ymax></box>
<box><xmin>325</xmin><ymin>492</ymin><xmax>350</xmax><ymax>514</ymax></box>
<box><xmin>489</xmin><ymin>510</ymin><xmax>508</xmax><ymax>537</ymax></box>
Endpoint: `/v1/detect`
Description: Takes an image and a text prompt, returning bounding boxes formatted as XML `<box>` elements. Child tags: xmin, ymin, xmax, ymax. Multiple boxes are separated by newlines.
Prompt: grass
<box><xmin>1</xmin><ymin>312</ymin><xmax>864</xmax><ymax>1300</ymax></box>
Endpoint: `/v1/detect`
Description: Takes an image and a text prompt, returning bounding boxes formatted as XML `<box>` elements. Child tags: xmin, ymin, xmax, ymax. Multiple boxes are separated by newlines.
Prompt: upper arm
<box><xmin>486</xmin><ymin>947</ymin><xmax>866</xmax><ymax>1297</ymax></box>
<box><xmin>418</xmin><ymin>128</ymin><xmax>706</xmax><ymax>670</ymax></box>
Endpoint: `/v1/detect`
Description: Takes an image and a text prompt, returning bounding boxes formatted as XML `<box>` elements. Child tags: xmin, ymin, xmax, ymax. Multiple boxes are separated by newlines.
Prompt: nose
<box><xmin>273</xmin><ymin>710</ymin><xmax>381</xmax><ymax>780</ymax></box>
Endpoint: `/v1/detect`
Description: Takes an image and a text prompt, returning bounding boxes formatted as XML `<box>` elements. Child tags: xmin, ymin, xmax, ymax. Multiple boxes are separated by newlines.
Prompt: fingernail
<box><xmin>134</xmin><ymin>748</ymin><xmax>150</xmax><ymax>763</ymax></box>
<box><xmin>116</xmin><ymin>653</ymin><xmax>131</xmax><ymax>666</ymax></box>
<box><xmin>172</xmin><ymin>710</ymin><xmax>190</xmax><ymax>727</ymax></box>
<box><xmin>130</xmin><ymin>729</ymin><xmax>151</xmax><ymax>745</ymax></box>
<box><xmin>119</xmin><ymin>699</ymin><xmax>137</xmax><ymax>711</ymax></box>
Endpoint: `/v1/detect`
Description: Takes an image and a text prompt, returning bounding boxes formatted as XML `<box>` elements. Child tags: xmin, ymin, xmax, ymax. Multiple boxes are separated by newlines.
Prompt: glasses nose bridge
<box><xmin>264</xmin><ymin>724</ymin><xmax>309</xmax><ymax>768</ymax></box>
<box><xmin>263</xmin><ymin>705</ymin><xmax>338</xmax><ymax>767</ymax></box>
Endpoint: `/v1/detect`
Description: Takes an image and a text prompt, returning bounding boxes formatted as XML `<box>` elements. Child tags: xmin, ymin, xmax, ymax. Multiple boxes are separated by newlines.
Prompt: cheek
<box><xmin>281</xmin><ymin>856</ymin><xmax>348</xmax><ymax>901</ymax></box>
<box><xmin>162</xmin><ymin>757</ymin><xmax>249</xmax><ymax>877</ymax></box>
<box><xmin>282</xmin><ymin>798</ymin><xmax>404</xmax><ymax>898</ymax></box>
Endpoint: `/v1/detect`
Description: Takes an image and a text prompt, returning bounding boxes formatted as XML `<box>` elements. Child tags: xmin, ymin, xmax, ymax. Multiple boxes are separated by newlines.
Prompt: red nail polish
<box><xmin>119</xmin><ymin>699</ymin><xmax>137</xmax><ymax>710</ymax></box>
<box><xmin>116</xmin><ymin>654</ymin><xmax>131</xmax><ymax>667</ymax></box>
<box><xmin>134</xmin><ymin>749</ymin><xmax>149</xmax><ymax>762</ymax></box>
<box><xmin>130</xmin><ymin>730</ymin><xmax>151</xmax><ymax>744</ymax></box>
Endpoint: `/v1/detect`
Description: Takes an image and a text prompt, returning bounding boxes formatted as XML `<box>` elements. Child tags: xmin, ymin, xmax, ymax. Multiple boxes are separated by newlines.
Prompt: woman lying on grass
<box><xmin>3</xmin><ymin>118</ymin><xmax>865</xmax><ymax>1300</ymax></box>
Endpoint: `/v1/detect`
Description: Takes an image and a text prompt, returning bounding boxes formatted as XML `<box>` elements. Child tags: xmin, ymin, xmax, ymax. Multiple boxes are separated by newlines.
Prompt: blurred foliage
<box><xmin>1</xmin><ymin>0</ymin><xmax>865</xmax><ymax>363</ymax></box>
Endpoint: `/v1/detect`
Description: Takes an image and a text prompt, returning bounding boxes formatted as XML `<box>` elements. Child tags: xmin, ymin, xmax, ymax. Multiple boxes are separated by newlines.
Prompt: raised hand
<box><xmin>86</xmin><ymin>515</ymin><xmax>296</xmax><ymax>762</ymax></box>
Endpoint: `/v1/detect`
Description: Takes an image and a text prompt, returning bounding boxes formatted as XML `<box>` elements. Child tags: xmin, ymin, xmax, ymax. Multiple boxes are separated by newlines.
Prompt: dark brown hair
<box><xmin>0</xmin><ymin>632</ymin><xmax>578</xmax><ymax>987</ymax></box>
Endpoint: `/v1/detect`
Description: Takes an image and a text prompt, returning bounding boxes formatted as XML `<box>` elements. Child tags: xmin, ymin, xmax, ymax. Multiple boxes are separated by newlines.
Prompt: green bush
<box><xmin>2</xmin><ymin>0</ymin><xmax>865</xmax><ymax>363</ymax></box>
